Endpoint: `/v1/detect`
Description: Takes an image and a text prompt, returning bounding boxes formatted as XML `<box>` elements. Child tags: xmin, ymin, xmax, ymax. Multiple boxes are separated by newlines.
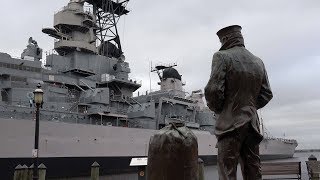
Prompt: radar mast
<box><xmin>151</xmin><ymin>63</ymin><xmax>178</xmax><ymax>81</ymax></box>
<box><xmin>87</xmin><ymin>0</ymin><xmax>130</xmax><ymax>58</ymax></box>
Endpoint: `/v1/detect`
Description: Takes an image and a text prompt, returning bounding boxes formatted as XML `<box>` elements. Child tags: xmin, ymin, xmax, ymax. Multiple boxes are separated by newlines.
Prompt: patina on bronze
<box><xmin>205</xmin><ymin>25</ymin><xmax>273</xmax><ymax>180</ymax></box>
<box><xmin>146</xmin><ymin>123</ymin><xmax>198</xmax><ymax>180</ymax></box>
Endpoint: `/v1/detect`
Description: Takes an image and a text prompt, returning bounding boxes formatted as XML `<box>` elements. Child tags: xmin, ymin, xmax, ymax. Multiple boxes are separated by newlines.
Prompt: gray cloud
<box><xmin>262</xmin><ymin>99</ymin><xmax>320</xmax><ymax>149</ymax></box>
<box><xmin>0</xmin><ymin>0</ymin><xmax>319</xmax><ymax>149</ymax></box>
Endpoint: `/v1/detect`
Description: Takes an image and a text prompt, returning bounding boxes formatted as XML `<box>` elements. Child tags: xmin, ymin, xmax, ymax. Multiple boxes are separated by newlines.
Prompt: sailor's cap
<box><xmin>216</xmin><ymin>25</ymin><xmax>242</xmax><ymax>39</ymax></box>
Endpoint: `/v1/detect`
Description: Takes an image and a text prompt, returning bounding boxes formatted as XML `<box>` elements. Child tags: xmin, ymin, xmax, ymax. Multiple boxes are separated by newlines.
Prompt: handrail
<box><xmin>72</xmin><ymin>82</ymin><xmax>85</xmax><ymax>92</ymax></box>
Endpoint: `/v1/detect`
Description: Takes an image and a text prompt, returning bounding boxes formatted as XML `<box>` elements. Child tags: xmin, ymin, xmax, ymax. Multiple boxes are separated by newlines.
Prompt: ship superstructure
<box><xmin>128</xmin><ymin>64</ymin><xmax>215</xmax><ymax>133</ymax></box>
<box><xmin>0</xmin><ymin>1</ymin><xmax>216</xmax><ymax>178</ymax></box>
<box><xmin>1</xmin><ymin>0</ymin><xmax>140</xmax><ymax>127</ymax></box>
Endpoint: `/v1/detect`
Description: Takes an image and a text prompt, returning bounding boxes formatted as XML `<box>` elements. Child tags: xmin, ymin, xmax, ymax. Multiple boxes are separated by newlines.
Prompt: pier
<box><xmin>10</xmin><ymin>153</ymin><xmax>320</xmax><ymax>180</ymax></box>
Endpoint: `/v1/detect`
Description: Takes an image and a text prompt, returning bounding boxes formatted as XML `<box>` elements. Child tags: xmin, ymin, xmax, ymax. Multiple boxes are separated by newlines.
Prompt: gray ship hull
<box><xmin>0</xmin><ymin>118</ymin><xmax>296</xmax><ymax>178</ymax></box>
<box><xmin>260</xmin><ymin>138</ymin><xmax>297</xmax><ymax>160</ymax></box>
<box><xmin>0</xmin><ymin>118</ymin><xmax>217</xmax><ymax>158</ymax></box>
<box><xmin>0</xmin><ymin>118</ymin><xmax>216</xmax><ymax>178</ymax></box>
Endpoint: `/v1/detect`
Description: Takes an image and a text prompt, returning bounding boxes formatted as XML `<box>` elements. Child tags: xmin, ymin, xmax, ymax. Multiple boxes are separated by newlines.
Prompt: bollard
<box><xmin>91</xmin><ymin>161</ymin><xmax>100</xmax><ymax>180</ymax></box>
<box><xmin>129</xmin><ymin>157</ymin><xmax>148</xmax><ymax>180</ymax></box>
<box><xmin>38</xmin><ymin>163</ymin><xmax>47</xmax><ymax>180</ymax></box>
<box><xmin>13</xmin><ymin>164</ymin><xmax>23</xmax><ymax>180</ymax></box>
<box><xmin>138</xmin><ymin>166</ymin><xmax>146</xmax><ymax>180</ymax></box>
<box><xmin>309</xmin><ymin>154</ymin><xmax>318</xmax><ymax>161</ymax></box>
<box><xmin>198</xmin><ymin>158</ymin><xmax>205</xmax><ymax>180</ymax></box>
<box><xmin>21</xmin><ymin>165</ymin><xmax>28</xmax><ymax>180</ymax></box>
<box><xmin>306</xmin><ymin>155</ymin><xmax>320</xmax><ymax>179</ymax></box>
<box><xmin>28</xmin><ymin>164</ymin><xmax>34</xmax><ymax>180</ymax></box>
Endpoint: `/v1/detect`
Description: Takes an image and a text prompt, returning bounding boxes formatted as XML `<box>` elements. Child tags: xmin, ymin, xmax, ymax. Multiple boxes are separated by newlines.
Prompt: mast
<box><xmin>261</xmin><ymin>116</ymin><xmax>265</xmax><ymax>137</ymax></box>
<box><xmin>259</xmin><ymin>110</ymin><xmax>266</xmax><ymax>137</ymax></box>
<box><xmin>87</xmin><ymin>0</ymin><xmax>130</xmax><ymax>58</ymax></box>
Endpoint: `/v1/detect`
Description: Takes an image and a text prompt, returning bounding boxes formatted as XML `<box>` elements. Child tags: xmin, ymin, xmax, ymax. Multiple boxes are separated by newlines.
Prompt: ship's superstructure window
<box><xmin>0</xmin><ymin>62</ymin><xmax>41</xmax><ymax>72</ymax></box>
<box><xmin>10</xmin><ymin>76</ymin><xmax>27</xmax><ymax>82</ymax></box>
<box><xmin>1</xmin><ymin>90</ymin><xmax>9</xmax><ymax>102</ymax></box>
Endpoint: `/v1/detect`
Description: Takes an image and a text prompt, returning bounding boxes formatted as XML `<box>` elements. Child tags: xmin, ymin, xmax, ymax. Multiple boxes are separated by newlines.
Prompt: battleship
<box><xmin>0</xmin><ymin>0</ymin><xmax>297</xmax><ymax>179</ymax></box>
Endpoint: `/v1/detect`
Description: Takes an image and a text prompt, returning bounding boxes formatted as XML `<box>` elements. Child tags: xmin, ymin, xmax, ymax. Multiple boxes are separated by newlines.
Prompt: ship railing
<box><xmin>127</xmin><ymin>76</ymin><xmax>142</xmax><ymax>85</ymax></box>
<box><xmin>129</xmin><ymin>78</ymin><xmax>142</xmax><ymax>85</ymax></box>
<box><xmin>264</xmin><ymin>137</ymin><xmax>298</xmax><ymax>144</ymax></box>
<box><xmin>101</xmin><ymin>74</ymin><xmax>141</xmax><ymax>85</ymax></box>
<box><xmin>54</xmin><ymin>4</ymin><xmax>94</xmax><ymax>14</ymax></box>
<box><xmin>10</xmin><ymin>55</ymin><xmax>22</xmax><ymax>60</ymax></box>
<box><xmin>147</xmin><ymin>89</ymin><xmax>187</xmax><ymax>97</ymax></box>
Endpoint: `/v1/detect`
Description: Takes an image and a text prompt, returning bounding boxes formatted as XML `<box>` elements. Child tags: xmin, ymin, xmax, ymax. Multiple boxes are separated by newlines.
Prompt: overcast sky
<box><xmin>0</xmin><ymin>0</ymin><xmax>319</xmax><ymax>149</ymax></box>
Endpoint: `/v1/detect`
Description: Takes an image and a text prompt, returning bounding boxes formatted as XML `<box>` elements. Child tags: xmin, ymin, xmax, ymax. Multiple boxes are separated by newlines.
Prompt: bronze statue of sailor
<box><xmin>205</xmin><ymin>25</ymin><xmax>273</xmax><ymax>180</ymax></box>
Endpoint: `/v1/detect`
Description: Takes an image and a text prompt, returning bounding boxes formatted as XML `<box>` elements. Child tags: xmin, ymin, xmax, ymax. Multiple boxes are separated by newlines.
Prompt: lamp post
<box><xmin>33</xmin><ymin>83</ymin><xmax>43</xmax><ymax>180</ymax></box>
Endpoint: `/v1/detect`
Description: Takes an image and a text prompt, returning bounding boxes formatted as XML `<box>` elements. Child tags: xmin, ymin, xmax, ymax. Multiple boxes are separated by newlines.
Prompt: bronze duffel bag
<box><xmin>147</xmin><ymin>123</ymin><xmax>198</xmax><ymax>180</ymax></box>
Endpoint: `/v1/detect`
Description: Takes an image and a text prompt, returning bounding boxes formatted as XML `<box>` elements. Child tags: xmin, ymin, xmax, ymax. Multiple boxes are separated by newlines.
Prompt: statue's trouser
<box><xmin>217</xmin><ymin>123</ymin><xmax>262</xmax><ymax>180</ymax></box>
